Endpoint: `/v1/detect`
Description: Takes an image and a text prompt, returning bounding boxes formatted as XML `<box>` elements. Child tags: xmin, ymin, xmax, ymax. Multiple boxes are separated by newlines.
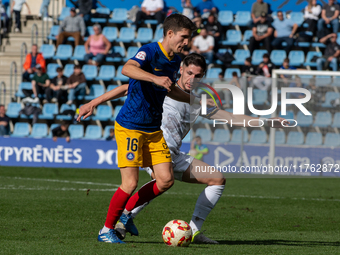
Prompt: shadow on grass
<box><xmin>216</xmin><ymin>240</ymin><xmax>340</xmax><ymax>247</ymax></box>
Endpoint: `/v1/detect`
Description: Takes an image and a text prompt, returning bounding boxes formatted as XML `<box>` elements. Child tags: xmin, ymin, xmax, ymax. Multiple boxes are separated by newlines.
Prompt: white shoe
<box><xmin>32</xmin><ymin>97</ymin><xmax>40</xmax><ymax>103</ymax></box>
<box><xmin>66</xmin><ymin>100</ymin><xmax>73</xmax><ymax>105</ymax></box>
<box><xmin>43</xmin><ymin>17</ymin><xmax>53</xmax><ymax>21</ymax></box>
<box><xmin>15</xmin><ymin>28</ymin><xmax>19</xmax><ymax>33</ymax></box>
<box><xmin>51</xmin><ymin>98</ymin><xmax>57</xmax><ymax>103</ymax></box>
<box><xmin>192</xmin><ymin>231</ymin><xmax>219</xmax><ymax>244</ymax></box>
<box><xmin>43</xmin><ymin>99</ymin><xmax>48</xmax><ymax>104</ymax></box>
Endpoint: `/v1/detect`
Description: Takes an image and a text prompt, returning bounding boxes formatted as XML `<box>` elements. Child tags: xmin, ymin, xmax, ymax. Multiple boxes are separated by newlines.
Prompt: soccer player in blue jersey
<box><xmin>78</xmin><ymin>14</ymin><xmax>197</xmax><ymax>244</ymax></box>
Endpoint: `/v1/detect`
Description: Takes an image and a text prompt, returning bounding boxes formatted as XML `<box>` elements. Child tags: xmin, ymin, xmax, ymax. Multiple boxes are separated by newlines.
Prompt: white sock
<box><xmin>100</xmin><ymin>225</ymin><xmax>111</xmax><ymax>234</ymax></box>
<box><xmin>190</xmin><ymin>185</ymin><xmax>225</xmax><ymax>234</ymax></box>
<box><xmin>130</xmin><ymin>200</ymin><xmax>153</xmax><ymax>219</ymax></box>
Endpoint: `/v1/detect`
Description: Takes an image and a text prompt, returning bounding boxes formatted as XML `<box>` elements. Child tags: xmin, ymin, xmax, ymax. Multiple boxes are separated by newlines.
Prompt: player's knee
<box><xmin>207</xmin><ymin>177</ymin><xmax>226</xmax><ymax>186</ymax></box>
<box><xmin>121</xmin><ymin>179</ymin><xmax>138</xmax><ymax>194</ymax></box>
<box><xmin>157</xmin><ymin>177</ymin><xmax>174</xmax><ymax>192</ymax></box>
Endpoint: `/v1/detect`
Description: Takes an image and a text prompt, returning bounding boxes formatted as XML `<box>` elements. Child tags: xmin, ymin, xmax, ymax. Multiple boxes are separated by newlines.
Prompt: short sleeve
<box><xmin>156</xmin><ymin>0</ymin><xmax>164</xmax><ymax>9</ymax></box>
<box><xmin>208</xmin><ymin>36</ymin><xmax>214</xmax><ymax>47</ymax></box>
<box><xmin>130</xmin><ymin>44</ymin><xmax>153</xmax><ymax>68</ymax></box>
<box><xmin>141</xmin><ymin>0</ymin><xmax>148</xmax><ymax>8</ymax></box>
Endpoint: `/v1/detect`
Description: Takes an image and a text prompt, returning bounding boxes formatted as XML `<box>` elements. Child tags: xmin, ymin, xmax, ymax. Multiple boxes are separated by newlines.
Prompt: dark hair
<box><xmin>232</xmin><ymin>71</ymin><xmax>238</xmax><ymax>77</ymax></box>
<box><xmin>283</xmin><ymin>58</ymin><xmax>289</xmax><ymax>63</ymax></box>
<box><xmin>195</xmin><ymin>136</ymin><xmax>201</xmax><ymax>139</ymax></box>
<box><xmin>74</xmin><ymin>64</ymin><xmax>81</xmax><ymax>69</ymax></box>
<box><xmin>163</xmin><ymin>13</ymin><xmax>197</xmax><ymax>36</ymax></box>
<box><xmin>61</xmin><ymin>120</ymin><xmax>70</xmax><ymax>126</ymax></box>
<box><xmin>219</xmin><ymin>72</ymin><xmax>224</xmax><ymax>76</ymax></box>
<box><xmin>182</xmin><ymin>53</ymin><xmax>207</xmax><ymax>74</ymax></box>
<box><xmin>109</xmin><ymin>128</ymin><xmax>114</xmax><ymax>132</ymax></box>
<box><xmin>0</xmin><ymin>104</ymin><xmax>4</xmax><ymax>108</ymax></box>
<box><xmin>56</xmin><ymin>67</ymin><xmax>63</xmax><ymax>72</ymax></box>
<box><xmin>245</xmin><ymin>57</ymin><xmax>252</xmax><ymax>63</ymax></box>
<box><xmin>32</xmin><ymin>44</ymin><xmax>37</xmax><ymax>47</ymax></box>
<box><xmin>263</xmin><ymin>53</ymin><xmax>269</xmax><ymax>59</ymax></box>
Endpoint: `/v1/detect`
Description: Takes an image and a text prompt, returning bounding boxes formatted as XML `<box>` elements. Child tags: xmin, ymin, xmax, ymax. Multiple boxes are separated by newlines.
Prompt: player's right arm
<box><xmin>122</xmin><ymin>60</ymin><xmax>172</xmax><ymax>92</ymax></box>
<box><xmin>77</xmin><ymin>84</ymin><xmax>128</xmax><ymax>121</ymax></box>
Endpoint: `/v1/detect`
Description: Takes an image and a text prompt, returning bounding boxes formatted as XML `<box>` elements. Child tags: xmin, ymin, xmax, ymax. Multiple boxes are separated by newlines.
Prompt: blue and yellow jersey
<box><xmin>116</xmin><ymin>42</ymin><xmax>182</xmax><ymax>132</ymax></box>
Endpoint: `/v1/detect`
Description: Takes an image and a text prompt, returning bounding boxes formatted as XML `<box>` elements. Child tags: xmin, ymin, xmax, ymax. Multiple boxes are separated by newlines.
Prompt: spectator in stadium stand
<box><xmin>248</xmin><ymin>12</ymin><xmax>273</xmax><ymax>55</ymax></box>
<box><xmin>191</xmin><ymin>28</ymin><xmax>214</xmax><ymax>64</ymax></box>
<box><xmin>306</xmin><ymin>78</ymin><xmax>323</xmax><ymax>104</ymax></box>
<box><xmin>279</xmin><ymin>58</ymin><xmax>296</xmax><ymax>82</ymax></box>
<box><xmin>205</xmin><ymin>14</ymin><xmax>222</xmax><ymax>51</ymax></box>
<box><xmin>52</xmin><ymin>121</ymin><xmax>70</xmax><ymax>142</ymax></box>
<box><xmin>316</xmin><ymin>33</ymin><xmax>340</xmax><ymax>71</ymax></box>
<box><xmin>0</xmin><ymin>105</ymin><xmax>10</xmax><ymax>136</ymax></box>
<box><xmin>253</xmin><ymin>53</ymin><xmax>274</xmax><ymax>90</ymax></box>
<box><xmin>106</xmin><ymin>128</ymin><xmax>115</xmax><ymax>141</ymax></box>
<box><xmin>194</xmin><ymin>0</ymin><xmax>218</xmax><ymax>19</ymax></box>
<box><xmin>56</xmin><ymin>7</ymin><xmax>86</xmax><ymax>47</ymax></box>
<box><xmin>84</xmin><ymin>24</ymin><xmax>111</xmax><ymax>66</ymax></box>
<box><xmin>192</xmin><ymin>17</ymin><xmax>205</xmax><ymax>38</ymax></box>
<box><xmin>250</xmin><ymin>0</ymin><xmax>269</xmax><ymax>26</ymax></box>
<box><xmin>10</xmin><ymin>0</ymin><xmax>31</xmax><ymax>32</ymax></box>
<box><xmin>190</xmin><ymin>136</ymin><xmax>209</xmax><ymax>161</ymax></box>
<box><xmin>46</xmin><ymin>67</ymin><xmax>69</xmax><ymax>104</ymax></box>
<box><xmin>22</xmin><ymin>44</ymin><xmax>46</xmax><ymax>82</ymax></box>
<box><xmin>289</xmin><ymin>76</ymin><xmax>307</xmax><ymax>99</ymax></box>
<box><xmin>39</xmin><ymin>0</ymin><xmax>52</xmax><ymax>21</ymax></box>
<box><xmin>78</xmin><ymin>0</ymin><xmax>92</xmax><ymax>25</ymax></box>
<box><xmin>241</xmin><ymin>57</ymin><xmax>256</xmax><ymax>78</ymax></box>
<box><xmin>66</xmin><ymin>65</ymin><xmax>86</xmax><ymax>105</ymax></box>
<box><xmin>317</xmin><ymin>0</ymin><xmax>340</xmax><ymax>34</ymax></box>
<box><xmin>304</xmin><ymin>0</ymin><xmax>322</xmax><ymax>35</ymax></box>
<box><xmin>271</xmin><ymin>11</ymin><xmax>298</xmax><ymax>54</ymax></box>
<box><xmin>134</xmin><ymin>0</ymin><xmax>165</xmax><ymax>29</ymax></box>
<box><xmin>182</xmin><ymin>0</ymin><xmax>194</xmax><ymax>20</ymax></box>
<box><xmin>22</xmin><ymin>64</ymin><xmax>50</xmax><ymax>104</ymax></box>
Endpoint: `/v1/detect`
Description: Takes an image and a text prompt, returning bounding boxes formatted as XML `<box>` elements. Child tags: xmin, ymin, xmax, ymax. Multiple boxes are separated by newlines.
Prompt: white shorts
<box><xmin>144</xmin><ymin>151</ymin><xmax>194</xmax><ymax>181</ymax></box>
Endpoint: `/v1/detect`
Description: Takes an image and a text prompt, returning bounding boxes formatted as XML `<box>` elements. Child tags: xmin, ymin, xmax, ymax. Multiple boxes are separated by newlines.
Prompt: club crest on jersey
<box><xmin>136</xmin><ymin>51</ymin><xmax>146</xmax><ymax>60</ymax></box>
<box><xmin>126</xmin><ymin>152</ymin><xmax>135</xmax><ymax>161</ymax></box>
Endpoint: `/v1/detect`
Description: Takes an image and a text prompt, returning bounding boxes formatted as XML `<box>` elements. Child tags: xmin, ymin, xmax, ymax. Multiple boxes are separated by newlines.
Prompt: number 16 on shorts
<box><xmin>126</xmin><ymin>137</ymin><xmax>138</xmax><ymax>161</ymax></box>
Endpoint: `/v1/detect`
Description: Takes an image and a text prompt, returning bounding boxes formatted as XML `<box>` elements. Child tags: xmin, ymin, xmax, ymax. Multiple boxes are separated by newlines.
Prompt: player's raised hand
<box><xmin>77</xmin><ymin>103</ymin><xmax>95</xmax><ymax>122</ymax></box>
<box><xmin>153</xmin><ymin>76</ymin><xmax>172</xmax><ymax>92</ymax></box>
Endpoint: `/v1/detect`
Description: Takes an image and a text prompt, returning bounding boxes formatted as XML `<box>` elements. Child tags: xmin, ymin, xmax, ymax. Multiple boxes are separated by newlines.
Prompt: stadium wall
<box><xmin>0</xmin><ymin>137</ymin><xmax>339</xmax><ymax>177</ymax></box>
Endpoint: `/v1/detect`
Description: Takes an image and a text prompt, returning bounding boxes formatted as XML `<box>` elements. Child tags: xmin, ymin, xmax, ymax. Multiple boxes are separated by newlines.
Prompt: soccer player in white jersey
<box><xmin>96</xmin><ymin>53</ymin><xmax>286</xmax><ymax>244</ymax></box>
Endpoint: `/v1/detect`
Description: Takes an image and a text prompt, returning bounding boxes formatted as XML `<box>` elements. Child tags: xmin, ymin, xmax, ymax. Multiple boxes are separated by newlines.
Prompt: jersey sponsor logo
<box><xmin>154</xmin><ymin>67</ymin><xmax>162</xmax><ymax>71</ymax></box>
<box><xmin>126</xmin><ymin>152</ymin><xmax>135</xmax><ymax>161</ymax></box>
<box><xmin>135</xmin><ymin>51</ymin><xmax>146</xmax><ymax>60</ymax></box>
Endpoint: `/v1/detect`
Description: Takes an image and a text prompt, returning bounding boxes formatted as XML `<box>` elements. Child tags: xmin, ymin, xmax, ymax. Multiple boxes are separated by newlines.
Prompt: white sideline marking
<box><xmin>0</xmin><ymin>185</ymin><xmax>117</xmax><ymax>192</ymax></box>
<box><xmin>0</xmin><ymin>176</ymin><xmax>120</xmax><ymax>187</ymax></box>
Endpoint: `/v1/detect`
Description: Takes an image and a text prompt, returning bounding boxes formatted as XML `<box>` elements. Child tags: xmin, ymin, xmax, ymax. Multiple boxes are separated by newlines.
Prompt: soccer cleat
<box><xmin>97</xmin><ymin>229</ymin><xmax>126</xmax><ymax>244</ymax></box>
<box><xmin>192</xmin><ymin>231</ymin><xmax>219</xmax><ymax>244</ymax></box>
<box><xmin>115</xmin><ymin>221</ymin><xmax>127</xmax><ymax>240</ymax></box>
<box><xmin>118</xmin><ymin>213</ymin><xmax>139</xmax><ymax>237</ymax></box>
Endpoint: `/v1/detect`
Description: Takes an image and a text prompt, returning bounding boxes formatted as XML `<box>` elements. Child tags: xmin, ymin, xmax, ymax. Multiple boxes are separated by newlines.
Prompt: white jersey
<box><xmin>161</xmin><ymin>96</ymin><xmax>218</xmax><ymax>155</ymax></box>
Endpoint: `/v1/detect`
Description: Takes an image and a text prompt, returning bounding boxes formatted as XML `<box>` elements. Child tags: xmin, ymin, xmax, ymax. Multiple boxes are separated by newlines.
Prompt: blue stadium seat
<box><xmin>212</xmin><ymin>129</ymin><xmax>230</xmax><ymax>143</ymax></box>
<box><xmin>299</xmin><ymin>75</ymin><xmax>313</xmax><ymax>85</ymax></box>
<box><xmin>182</xmin><ymin>130</ymin><xmax>191</xmax><ymax>143</ymax></box>
<box><xmin>331</xmin><ymin>76</ymin><xmax>340</xmax><ymax>87</ymax></box>
<box><xmin>106</xmin><ymin>84</ymin><xmax>118</xmax><ymax>92</ymax></box>
<box><xmin>53</xmin><ymin>44</ymin><xmax>73</xmax><ymax>61</ymax></box>
<box><xmin>69</xmin><ymin>124</ymin><xmax>84</xmax><ymax>139</ymax></box>
<box><xmin>288</xmin><ymin>50</ymin><xmax>304</xmax><ymax>66</ymax></box>
<box><xmin>296</xmin><ymin>111</ymin><xmax>313</xmax><ymax>127</ymax></box>
<box><xmin>92</xmin><ymin>105</ymin><xmax>113</xmax><ymax>121</ymax></box>
<box><xmin>313</xmin><ymin>111</ymin><xmax>332</xmax><ymax>128</ymax></box>
<box><xmin>324</xmin><ymin>133</ymin><xmax>340</xmax><ymax>147</ymax></box>
<box><xmin>233</xmin><ymin>11</ymin><xmax>251</xmax><ymax>26</ymax></box>
<box><xmin>270</xmin><ymin>50</ymin><xmax>286</xmax><ymax>66</ymax></box>
<box><xmin>286</xmin><ymin>131</ymin><xmax>304</xmax><ymax>145</ymax></box>
<box><xmin>103</xmin><ymin>27</ymin><xmax>118</xmax><ymax>42</ymax></box>
<box><xmin>305</xmin><ymin>132</ymin><xmax>322</xmax><ymax>146</ymax></box>
<box><xmin>195</xmin><ymin>128</ymin><xmax>212</xmax><ymax>143</ymax></box>
<box><xmin>114</xmin><ymin>65</ymin><xmax>129</xmax><ymax>83</ymax></box>
<box><xmin>82</xmin><ymin>65</ymin><xmax>97</xmax><ymax>80</ymax></box>
<box><xmin>109</xmin><ymin>8</ymin><xmax>128</xmax><ymax>24</ymax></box>
<box><xmin>249</xmin><ymin>130</ymin><xmax>267</xmax><ymax>144</ymax></box>
<box><xmin>215</xmin><ymin>48</ymin><xmax>232</xmax><ymax>65</ymax></box>
<box><xmin>311</xmin><ymin>37</ymin><xmax>326</xmax><ymax>48</ymax></box>
<box><xmin>96</xmin><ymin>65</ymin><xmax>115</xmax><ymax>81</ymax></box>
<box><xmin>106</xmin><ymin>46</ymin><xmax>125</xmax><ymax>62</ymax></box>
<box><xmin>111</xmin><ymin>105</ymin><xmax>123</xmax><ymax>121</ymax></box>
<box><xmin>224</xmin><ymin>68</ymin><xmax>241</xmax><ymax>79</ymax></box>
<box><xmin>218</xmin><ymin>10</ymin><xmax>233</xmax><ymax>26</ymax></box>
<box><xmin>144</xmin><ymin>19</ymin><xmax>158</xmax><ymax>26</ymax></box>
<box><xmin>221</xmin><ymin>30</ymin><xmax>241</xmax><ymax>46</ymax></box>
<box><xmin>332</xmin><ymin>112</ymin><xmax>340</xmax><ymax>128</ymax></box>
<box><xmin>58</xmin><ymin>7</ymin><xmax>70</xmax><ymax>21</ymax></box>
<box><xmin>48</xmin><ymin>123</ymin><xmax>60</xmax><ymax>138</ymax></box>
<box><xmin>39</xmin><ymin>103</ymin><xmax>58</xmax><ymax>120</ymax></box>
<box><xmin>289</xmin><ymin>12</ymin><xmax>304</xmax><ymax>26</ymax></box>
<box><xmin>206</xmin><ymin>67</ymin><xmax>222</xmax><ymax>79</ymax></box>
<box><xmin>40</xmin><ymin>44</ymin><xmax>55</xmax><ymax>59</ymax></box>
<box><xmin>84</xmin><ymin>125</ymin><xmax>102</xmax><ymax>139</ymax></box>
<box><xmin>322</xmin><ymin>92</ymin><xmax>340</xmax><ymax>107</ymax></box>
<box><xmin>47</xmin><ymin>63</ymin><xmax>60</xmax><ymax>79</ymax></box>
<box><xmin>232</xmin><ymin>49</ymin><xmax>250</xmax><ymax>65</ymax></box>
<box><xmin>91</xmin><ymin>7</ymin><xmax>110</xmax><ymax>23</ymax></box>
<box><xmin>275</xmin><ymin>130</ymin><xmax>285</xmax><ymax>145</ymax></box>
<box><xmin>71</xmin><ymin>45</ymin><xmax>86</xmax><ymax>61</ymax></box>
<box><xmin>304</xmin><ymin>51</ymin><xmax>322</xmax><ymax>67</ymax></box>
<box><xmin>85</xmin><ymin>85</ymin><xmax>105</xmax><ymax>100</ymax></box>
<box><xmin>123</xmin><ymin>46</ymin><xmax>139</xmax><ymax>62</ymax></box>
<box><xmin>152</xmin><ymin>26</ymin><xmax>164</xmax><ymax>42</ymax></box>
<box><xmin>63</xmin><ymin>64</ymin><xmax>74</xmax><ymax>77</ymax></box>
<box><xmin>230</xmin><ymin>129</ymin><xmax>249</xmax><ymax>143</ymax></box>
<box><xmin>252</xmin><ymin>50</ymin><xmax>267</xmax><ymax>65</ymax></box>
<box><xmin>315</xmin><ymin>75</ymin><xmax>332</xmax><ymax>87</ymax></box>
<box><xmin>11</xmin><ymin>122</ymin><xmax>30</xmax><ymax>137</ymax></box>
<box><xmin>279</xmin><ymin>110</ymin><xmax>294</xmax><ymax>120</ymax></box>
<box><xmin>241</xmin><ymin>30</ymin><xmax>253</xmax><ymax>45</ymax></box>
<box><xmin>47</xmin><ymin>25</ymin><xmax>59</xmax><ymax>41</ymax></box>
<box><xmin>117</xmin><ymin>27</ymin><xmax>135</xmax><ymax>43</ymax></box>
<box><xmin>30</xmin><ymin>123</ymin><xmax>48</xmax><ymax>138</ymax></box>
<box><xmin>6</xmin><ymin>102</ymin><xmax>22</xmax><ymax>118</ymax></box>
<box><xmin>252</xmin><ymin>89</ymin><xmax>268</xmax><ymax>105</ymax></box>
<box><xmin>56</xmin><ymin>103</ymin><xmax>76</xmax><ymax>120</ymax></box>
<box><xmin>134</xmin><ymin>27</ymin><xmax>153</xmax><ymax>44</ymax></box>
<box><xmin>15</xmin><ymin>82</ymin><xmax>32</xmax><ymax>98</ymax></box>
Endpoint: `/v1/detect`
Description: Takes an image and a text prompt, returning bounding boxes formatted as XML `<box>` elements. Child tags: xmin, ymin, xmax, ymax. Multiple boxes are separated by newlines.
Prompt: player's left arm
<box><xmin>209</xmin><ymin>109</ymin><xmax>288</xmax><ymax>128</ymax></box>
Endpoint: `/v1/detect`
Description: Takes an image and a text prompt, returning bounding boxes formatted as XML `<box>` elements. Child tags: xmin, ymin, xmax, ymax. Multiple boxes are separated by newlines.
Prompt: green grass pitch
<box><xmin>0</xmin><ymin>166</ymin><xmax>339</xmax><ymax>254</ymax></box>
